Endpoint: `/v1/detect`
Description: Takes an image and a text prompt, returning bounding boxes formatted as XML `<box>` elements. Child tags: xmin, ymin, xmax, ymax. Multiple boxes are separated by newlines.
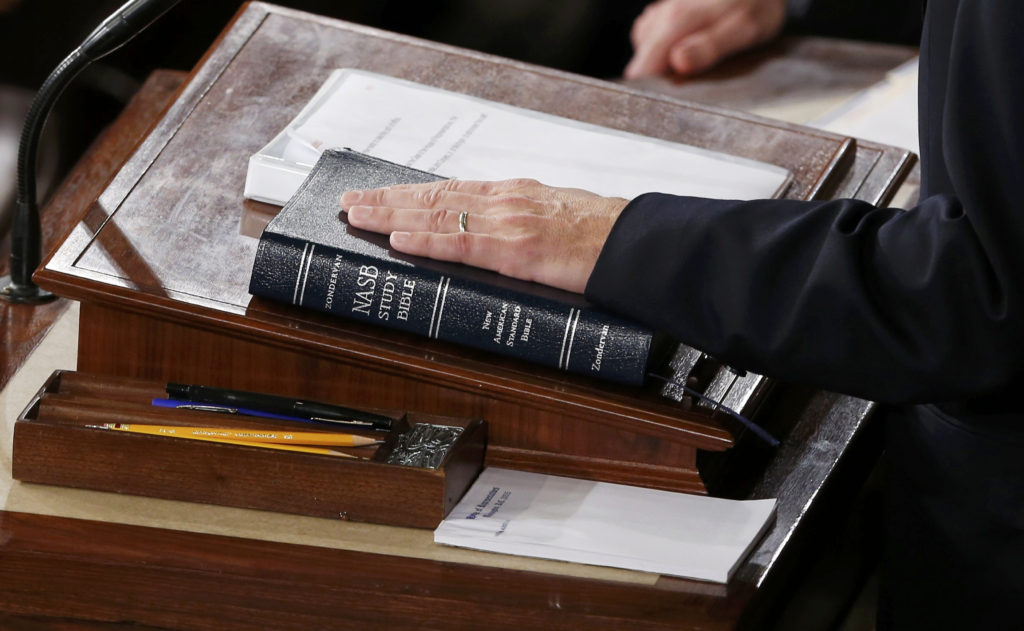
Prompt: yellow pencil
<box><xmin>87</xmin><ymin>423</ymin><xmax>379</xmax><ymax>456</ymax></box>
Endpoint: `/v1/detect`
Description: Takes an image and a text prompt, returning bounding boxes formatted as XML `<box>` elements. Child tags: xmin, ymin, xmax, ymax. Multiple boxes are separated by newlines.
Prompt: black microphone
<box><xmin>1</xmin><ymin>0</ymin><xmax>181</xmax><ymax>304</ymax></box>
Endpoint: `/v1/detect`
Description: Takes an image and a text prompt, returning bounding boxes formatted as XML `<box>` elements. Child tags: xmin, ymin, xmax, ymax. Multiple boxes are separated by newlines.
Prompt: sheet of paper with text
<box><xmin>434</xmin><ymin>467</ymin><xmax>777</xmax><ymax>584</ymax></box>
<box><xmin>245</xmin><ymin>69</ymin><xmax>791</xmax><ymax>205</ymax></box>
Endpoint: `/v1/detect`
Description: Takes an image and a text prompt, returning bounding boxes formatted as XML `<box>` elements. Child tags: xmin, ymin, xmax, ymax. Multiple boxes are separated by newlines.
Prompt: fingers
<box><xmin>347</xmin><ymin>205</ymin><xmax>495</xmax><ymax>235</ymax></box>
<box><xmin>625</xmin><ymin>0</ymin><xmax>718</xmax><ymax>79</ymax></box>
<box><xmin>625</xmin><ymin>8</ymin><xmax>707</xmax><ymax>79</ymax></box>
<box><xmin>382</xmin><ymin>177</ymin><xmax>544</xmax><ymax>196</ymax></box>
<box><xmin>341</xmin><ymin>179</ymin><xmax>558</xmax><ymax>239</ymax></box>
<box><xmin>624</xmin><ymin>0</ymin><xmax>786</xmax><ymax>79</ymax></box>
<box><xmin>665</xmin><ymin>6</ymin><xmax>761</xmax><ymax>75</ymax></box>
<box><xmin>630</xmin><ymin>1</ymin><xmax>666</xmax><ymax>49</ymax></box>
<box><xmin>342</xmin><ymin>179</ymin><xmax>548</xmax><ymax>212</ymax></box>
<box><xmin>389</xmin><ymin>231</ymin><xmax>508</xmax><ymax>276</ymax></box>
<box><xmin>338</xmin><ymin>178</ymin><xmax>626</xmax><ymax>294</ymax></box>
<box><xmin>341</xmin><ymin>185</ymin><xmax>485</xmax><ymax>215</ymax></box>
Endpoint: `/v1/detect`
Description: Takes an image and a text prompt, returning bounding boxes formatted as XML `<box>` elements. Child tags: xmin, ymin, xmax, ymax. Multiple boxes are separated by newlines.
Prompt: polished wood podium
<box><xmin>33</xmin><ymin>2</ymin><xmax>910</xmax><ymax>496</ymax></box>
<box><xmin>1</xmin><ymin>3</ymin><xmax>915</xmax><ymax>629</ymax></box>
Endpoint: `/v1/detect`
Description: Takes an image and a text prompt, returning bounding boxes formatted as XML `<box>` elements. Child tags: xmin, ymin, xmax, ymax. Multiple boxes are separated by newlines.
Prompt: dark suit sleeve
<box><xmin>585</xmin><ymin>1</ymin><xmax>1024</xmax><ymax>405</ymax></box>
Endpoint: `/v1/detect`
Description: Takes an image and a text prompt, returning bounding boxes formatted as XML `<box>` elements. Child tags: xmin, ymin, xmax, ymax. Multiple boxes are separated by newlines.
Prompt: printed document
<box><xmin>245</xmin><ymin>69</ymin><xmax>791</xmax><ymax>205</ymax></box>
<box><xmin>434</xmin><ymin>468</ymin><xmax>776</xmax><ymax>584</ymax></box>
<box><xmin>813</xmin><ymin>57</ymin><xmax>919</xmax><ymax>154</ymax></box>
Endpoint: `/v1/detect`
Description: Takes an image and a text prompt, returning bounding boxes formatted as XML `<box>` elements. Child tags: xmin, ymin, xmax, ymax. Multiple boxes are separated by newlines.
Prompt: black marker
<box><xmin>165</xmin><ymin>383</ymin><xmax>394</xmax><ymax>431</ymax></box>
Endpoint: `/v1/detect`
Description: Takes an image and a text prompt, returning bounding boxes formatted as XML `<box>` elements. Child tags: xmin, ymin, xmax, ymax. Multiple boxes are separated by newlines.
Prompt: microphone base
<box><xmin>0</xmin><ymin>276</ymin><xmax>58</xmax><ymax>304</ymax></box>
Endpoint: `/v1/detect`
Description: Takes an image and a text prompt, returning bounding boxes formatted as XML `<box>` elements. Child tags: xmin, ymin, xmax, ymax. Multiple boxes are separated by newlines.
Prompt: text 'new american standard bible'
<box><xmin>245</xmin><ymin>70</ymin><xmax>792</xmax><ymax>385</ymax></box>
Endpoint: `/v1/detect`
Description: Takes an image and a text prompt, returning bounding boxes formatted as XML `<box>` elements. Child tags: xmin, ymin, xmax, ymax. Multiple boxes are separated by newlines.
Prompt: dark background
<box><xmin>0</xmin><ymin>0</ymin><xmax>652</xmax><ymax>90</ymax></box>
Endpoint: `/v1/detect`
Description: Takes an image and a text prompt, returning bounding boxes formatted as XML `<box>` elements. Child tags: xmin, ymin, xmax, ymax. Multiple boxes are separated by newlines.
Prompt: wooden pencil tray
<box><xmin>12</xmin><ymin>371</ymin><xmax>487</xmax><ymax>529</ymax></box>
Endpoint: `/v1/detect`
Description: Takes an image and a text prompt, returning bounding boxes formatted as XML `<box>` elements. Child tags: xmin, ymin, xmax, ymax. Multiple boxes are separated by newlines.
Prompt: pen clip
<box><xmin>173</xmin><ymin>403</ymin><xmax>239</xmax><ymax>414</ymax></box>
<box><xmin>310</xmin><ymin>416</ymin><xmax>374</xmax><ymax>427</ymax></box>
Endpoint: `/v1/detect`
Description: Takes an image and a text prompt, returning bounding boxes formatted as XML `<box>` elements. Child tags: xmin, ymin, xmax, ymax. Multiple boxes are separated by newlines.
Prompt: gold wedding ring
<box><xmin>458</xmin><ymin>211</ymin><xmax>470</xmax><ymax>233</ymax></box>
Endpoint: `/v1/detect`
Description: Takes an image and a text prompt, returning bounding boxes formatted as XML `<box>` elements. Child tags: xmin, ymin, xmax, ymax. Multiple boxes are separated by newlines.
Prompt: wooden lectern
<box><xmin>32</xmin><ymin>2</ymin><xmax>910</xmax><ymax>495</ymax></box>
<box><xmin>8</xmin><ymin>3</ymin><xmax>913</xmax><ymax>628</ymax></box>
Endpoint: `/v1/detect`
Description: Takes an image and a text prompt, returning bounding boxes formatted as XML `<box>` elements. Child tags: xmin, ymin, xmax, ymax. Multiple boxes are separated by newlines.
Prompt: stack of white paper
<box><xmin>434</xmin><ymin>468</ymin><xmax>776</xmax><ymax>584</ymax></box>
<box><xmin>244</xmin><ymin>69</ymin><xmax>792</xmax><ymax>206</ymax></box>
<box><xmin>813</xmin><ymin>57</ymin><xmax>920</xmax><ymax>154</ymax></box>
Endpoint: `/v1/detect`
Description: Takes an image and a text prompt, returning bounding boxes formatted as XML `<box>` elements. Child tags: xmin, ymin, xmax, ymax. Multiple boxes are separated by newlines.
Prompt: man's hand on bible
<box><xmin>340</xmin><ymin>179</ymin><xmax>629</xmax><ymax>294</ymax></box>
<box><xmin>624</xmin><ymin>0</ymin><xmax>786</xmax><ymax>79</ymax></box>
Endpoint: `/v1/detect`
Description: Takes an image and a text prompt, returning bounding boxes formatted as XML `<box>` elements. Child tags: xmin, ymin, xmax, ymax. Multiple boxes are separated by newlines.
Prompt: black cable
<box><xmin>3</xmin><ymin>0</ymin><xmax>181</xmax><ymax>302</ymax></box>
<box><xmin>8</xmin><ymin>49</ymin><xmax>90</xmax><ymax>292</ymax></box>
<box><xmin>647</xmin><ymin>372</ymin><xmax>780</xmax><ymax>447</ymax></box>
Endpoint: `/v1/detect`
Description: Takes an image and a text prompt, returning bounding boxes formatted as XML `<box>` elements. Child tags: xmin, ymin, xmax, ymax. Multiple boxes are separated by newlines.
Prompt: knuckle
<box><xmin>417</xmin><ymin>187</ymin><xmax>446</xmax><ymax>208</ymax></box>
<box><xmin>450</xmin><ymin>232</ymin><xmax>474</xmax><ymax>258</ymax></box>
<box><xmin>474</xmin><ymin>180</ymin><xmax>500</xmax><ymax>195</ymax></box>
<box><xmin>440</xmin><ymin>179</ymin><xmax>461</xmax><ymax>192</ymax></box>
<box><xmin>426</xmin><ymin>208</ymin><xmax>449</xmax><ymax>231</ymax></box>
<box><xmin>471</xmin><ymin>180</ymin><xmax>496</xmax><ymax>194</ymax></box>
<box><xmin>503</xmin><ymin>178</ymin><xmax>540</xmax><ymax>191</ymax></box>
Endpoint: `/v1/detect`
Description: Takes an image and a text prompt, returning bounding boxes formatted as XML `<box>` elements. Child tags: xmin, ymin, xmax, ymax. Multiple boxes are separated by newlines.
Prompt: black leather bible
<box><xmin>248</xmin><ymin>149</ymin><xmax>655</xmax><ymax>385</ymax></box>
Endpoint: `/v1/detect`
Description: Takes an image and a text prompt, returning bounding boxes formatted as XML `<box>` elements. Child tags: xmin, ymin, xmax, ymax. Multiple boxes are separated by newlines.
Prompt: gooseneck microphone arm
<box><xmin>5</xmin><ymin>50</ymin><xmax>91</xmax><ymax>302</ymax></box>
<box><xmin>1</xmin><ymin>0</ymin><xmax>181</xmax><ymax>303</ymax></box>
